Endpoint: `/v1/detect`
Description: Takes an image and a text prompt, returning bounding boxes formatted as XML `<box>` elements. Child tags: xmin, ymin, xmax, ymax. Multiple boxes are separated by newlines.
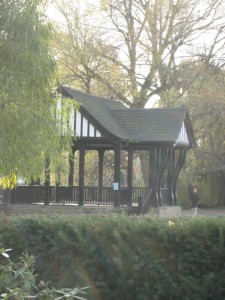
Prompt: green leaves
<box><xmin>1</xmin><ymin>215</ymin><xmax>225</xmax><ymax>299</ymax></box>
<box><xmin>0</xmin><ymin>0</ymin><xmax>66</xmax><ymax>179</ymax></box>
<box><xmin>0</xmin><ymin>245</ymin><xmax>89</xmax><ymax>299</ymax></box>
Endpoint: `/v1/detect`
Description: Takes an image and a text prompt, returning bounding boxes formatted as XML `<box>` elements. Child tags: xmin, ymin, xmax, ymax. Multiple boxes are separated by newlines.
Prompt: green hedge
<box><xmin>0</xmin><ymin>214</ymin><xmax>225</xmax><ymax>300</ymax></box>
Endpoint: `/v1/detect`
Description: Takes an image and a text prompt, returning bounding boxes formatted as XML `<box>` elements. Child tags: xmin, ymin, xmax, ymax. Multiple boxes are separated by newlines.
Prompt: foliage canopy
<box><xmin>0</xmin><ymin>0</ymin><xmax>73</xmax><ymax>180</ymax></box>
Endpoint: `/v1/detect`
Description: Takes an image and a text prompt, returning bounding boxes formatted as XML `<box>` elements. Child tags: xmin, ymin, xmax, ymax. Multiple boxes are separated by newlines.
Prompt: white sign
<box><xmin>113</xmin><ymin>182</ymin><xmax>119</xmax><ymax>190</ymax></box>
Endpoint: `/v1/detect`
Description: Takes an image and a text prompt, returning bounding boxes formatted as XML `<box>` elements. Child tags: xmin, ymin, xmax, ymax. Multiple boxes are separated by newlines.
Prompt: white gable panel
<box><xmin>89</xmin><ymin>124</ymin><xmax>95</xmax><ymax>137</ymax></box>
<box><xmin>82</xmin><ymin>116</ymin><xmax>88</xmax><ymax>137</ymax></box>
<box><xmin>75</xmin><ymin>112</ymin><xmax>81</xmax><ymax>136</ymax></box>
<box><xmin>96</xmin><ymin>130</ymin><xmax>101</xmax><ymax>137</ymax></box>
<box><xmin>74</xmin><ymin>111</ymin><xmax>102</xmax><ymax>138</ymax></box>
<box><xmin>176</xmin><ymin>122</ymin><xmax>189</xmax><ymax>145</ymax></box>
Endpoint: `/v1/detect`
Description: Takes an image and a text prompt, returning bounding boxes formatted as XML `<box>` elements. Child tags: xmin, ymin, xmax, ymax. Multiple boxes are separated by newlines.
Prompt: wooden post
<box><xmin>149</xmin><ymin>147</ymin><xmax>170</xmax><ymax>207</ymax></box>
<box><xmin>114</xmin><ymin>145</ymin><xmax>121</xmax><ymax>184</ymax></box>
<box><xmin>127</xmin><ymin>147</ymin><xmax>134</xmax><ymax>206</ymax></box>
<box><xmin>149</xmin><ymin>148</ymin><xmax>156</xmax><ymax>188</ymax></box>
<box><xmin>68</xmin><ymin>148</ymin><xmax>76</xmax><ymax>186</ymax></box>
<box><xmin>114</xmin><ymin>145</ymin><xmax>121</xmax><ymax>207</ymax></box>
<box><xmin>79</xmin><ymin>147</ymin><xmax>85</xmax><ymax>206</ymax></box>
<box><xmin>173</xmin><ymin>149</ymin><xmax>187</xmax><ymax>205</ymax></box>
<box><xmin>168</xmin><ymin>148</ymin><xmax>175</xmax><ymax>205</ymax></box>
<box><xmin>98</xmin><ymin>149</ymin><xmax>104</xmax><ymax>188</ymax></box>
<box><xmin>157</xmin><ymin>147</ymin><xmax>170</xmax><ymax>206</ymax></box>
<box><xmin>98</xmin><ymin>149</ymin><xmax>105</xmax><ymax>203</ymax></box>
<box><xmin>127</xmin><ymin>147</ymin><xmax>134</xmax><ymax>190</ymax></box>
<box><xmin>149</xmin><ymin>147</ymin><xmax>159</xmax><ymax>207</ymax></box>
<box><xmin>168</xmin><ymin>149</ymin><xmax>187</xmax><ymax>205</ymax></box>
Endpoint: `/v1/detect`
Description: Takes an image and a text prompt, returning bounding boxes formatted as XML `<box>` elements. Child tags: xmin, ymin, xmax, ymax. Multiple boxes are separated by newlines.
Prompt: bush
<box><xmin>0</xmin><ymin>214</ymin><xmax>225</xmax><ymax>299</ymax></box>
<box><xmin>0</xmin><ymin>247</ymin><xmax>89</xmax><ymax>299</ymax></box>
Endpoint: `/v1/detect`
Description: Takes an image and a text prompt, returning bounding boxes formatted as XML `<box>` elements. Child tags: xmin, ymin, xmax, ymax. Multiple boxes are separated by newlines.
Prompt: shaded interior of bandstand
<box><xmin>66</xmin><ymin>140</ymin><xmax>187</xmax><ymax>209</ymax></box>
<box><xmin>10</xmin><ymin>140</ymin><xmax>187</xmax><ymax>212</ymax></box>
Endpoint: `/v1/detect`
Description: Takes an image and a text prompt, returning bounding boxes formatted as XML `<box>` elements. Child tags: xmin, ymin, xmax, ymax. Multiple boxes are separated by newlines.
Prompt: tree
<box><xmin>159</xmin><ymin>59</ymin><xmax>225</xmax><ymax>191</ymax></box>
<box><xmin>0</xmin><ymin>0</ymin><xmax>71</xmax><ymax>180</ymax></box>
<box><xmin>97</xmin><ymin>0</ymin><xmax>225</xmax><ymax>107</ymax></box>
<box><xmin>52</xmin><ymin>0</ymin><xmax>225</xmax><ymax>188</ymax></box>
<box><xmin>52</xmin><ymin>0</ymin><xmax>129</xmax><ymax>98</ymax></box>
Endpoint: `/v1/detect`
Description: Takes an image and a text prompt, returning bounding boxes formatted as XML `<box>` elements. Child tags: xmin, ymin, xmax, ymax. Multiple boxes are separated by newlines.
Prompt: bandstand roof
<box><xmin>61</xmin><ymin>86</ymin><xmax>196</xmax><ymax>148</ymax></box>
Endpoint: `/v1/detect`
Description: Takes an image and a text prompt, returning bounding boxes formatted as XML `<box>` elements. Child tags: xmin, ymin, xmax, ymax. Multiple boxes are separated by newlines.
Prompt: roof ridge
<box><xmin>111</xmin><ymin>107</ymin><xmax>187</xmax><ymax>111</ymax></box>
<box><xmin>62</xmin><ymin>85</ymin><xmax>125</xmax><ymax>105</ymax></box>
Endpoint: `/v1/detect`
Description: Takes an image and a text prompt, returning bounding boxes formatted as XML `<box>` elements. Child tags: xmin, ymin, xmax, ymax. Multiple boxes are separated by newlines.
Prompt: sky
<box><xmin>47</xmin><ymin>0</ymin><xmax>99</xmax><ymax>22</ymax></box>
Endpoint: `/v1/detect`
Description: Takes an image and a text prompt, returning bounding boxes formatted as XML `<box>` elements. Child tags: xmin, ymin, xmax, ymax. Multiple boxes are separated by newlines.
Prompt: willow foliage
<box><xmin>0</xmin><ymin>0</ymin><xmax>72</xmax><ymax>179</ymax></box>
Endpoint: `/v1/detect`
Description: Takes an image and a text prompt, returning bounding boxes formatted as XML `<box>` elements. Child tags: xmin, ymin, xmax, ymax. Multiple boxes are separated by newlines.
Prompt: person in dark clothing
<box><xmin>189</xmin><ymin>187</ymin><xmax>200</xmax><ymax>217</ymax></box>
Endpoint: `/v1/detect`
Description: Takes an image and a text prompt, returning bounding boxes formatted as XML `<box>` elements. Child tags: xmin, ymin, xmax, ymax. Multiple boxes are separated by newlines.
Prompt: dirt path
<box><xmin>182</xmin><ymin>207</ymin><xmax>225</xmax><ymax>217</ymax></box>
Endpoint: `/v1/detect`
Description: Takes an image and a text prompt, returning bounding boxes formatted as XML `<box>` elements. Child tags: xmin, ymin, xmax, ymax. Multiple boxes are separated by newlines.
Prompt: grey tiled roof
<box><xmin>111</xmin><ymin>109</ymin><xmax>186</xmax><ymax>142</ymax></box>
<box><xmin>62</xmin><ymin>86</ymin><xmax>132</xmax><ymax>140</ymax></box>
<box><xmin>62</xmin><ymin>86</ymin><xmax>193</xmax><ymax>145</ymax></box>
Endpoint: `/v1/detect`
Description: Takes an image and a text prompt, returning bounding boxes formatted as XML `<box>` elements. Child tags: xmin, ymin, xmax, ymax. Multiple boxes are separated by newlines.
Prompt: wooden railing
<box><xmin>10</xmin><ymin>186</ymin><xmax>135</xmax><ymax>206</ymax></box>
<box><xmin>10</xmin><ymin>186</ymin><xmax>116</xmax><ymax>206</ymax></box>
<box><xmin>131</xmin><ymin>187</ymin><xmax>150</xmax><ymax>204</ymax></box>
<box><xmin>10</xmin><ymin>186</ymin><xmax>169</xmax><ymax>211</ymax></box>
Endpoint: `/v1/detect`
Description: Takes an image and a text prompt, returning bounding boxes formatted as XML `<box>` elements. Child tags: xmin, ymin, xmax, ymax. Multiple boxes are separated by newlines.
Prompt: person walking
<box><xmin>189</xmin><ymin>186</ymin><xmax>200</xmax><ymax>217</ymax></box>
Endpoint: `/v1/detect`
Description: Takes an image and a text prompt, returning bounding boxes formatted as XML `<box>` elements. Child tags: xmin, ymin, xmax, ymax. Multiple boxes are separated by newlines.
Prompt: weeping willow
<box><xmin>0</xmin><ymin>174</ymin><xmax>17</xmax><ymax>189</ymax></box>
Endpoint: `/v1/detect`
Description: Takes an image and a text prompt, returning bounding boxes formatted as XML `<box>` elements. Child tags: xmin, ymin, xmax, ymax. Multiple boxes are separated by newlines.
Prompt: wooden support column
<box><xmin>149</xmin><ymin>148</ymin><xmax>156</xmax><ymax>188</ymax></box>
<box><xmin>114</xmin><ymin>145</ymin><xmax>121</xmax><ymax>207</ymax></box>
<box><xmin>157</xmin><ymin>148</ymin><xmax>171</xmax><ymax>206</ymax></box>
<box><xmin>168</xmin><ymin>149</ymin><xmax>187</xmax><ymax>205</ymax></box>
<box><xmin>150</xmin><ymin>147</ymin><xmax>160</xmax><ymax>207</ymax></box>
<box><xmin>173</xmin><ymin>149</ymin><xmax>187</xmax><ymax>205</ymax></box>
<box><xmin>127</xmin><ymin>147</ymin><xmax>134</xmax><ymax>206</ymax></box>
<box><xmin>114</xmin><ymin>145</ymin><xmax>121</xmax><ymax>184</ymax></box>
<box><xmin>150</xmin><ymin>147</ymin><xmax>170</xmax><ymax>207</ymax></box>
<box><xmin>127</xmin><ymin>147</ymin><xmax>134</xmax><ymax>189</ymax></box>
<box><xmin>168</xmin><ymin>149</ymin><xmax>176</xmax><ymax>205</ymax></box>
<box><xmin>98</xmin><ymin>149</ymin><xmax>105</xmax><ymax>203</ymax></box>
<box><xmin>79</xmin><ymin>147</ymin><xmax>85</xmax><ymax>206</ymax></box>
<box><xmin>68</xmin><ymin>148</ymin><xmax>76</xmax><ymax>186</ymax></box>
<box><xmin>98</xmin><ymin>149</ymin><xmax>105</xmax><ymax>188</ymax></box>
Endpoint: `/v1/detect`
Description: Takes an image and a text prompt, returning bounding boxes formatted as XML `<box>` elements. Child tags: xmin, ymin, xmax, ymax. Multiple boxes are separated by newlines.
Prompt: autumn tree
<box><xmin>96</xmin><ymin>0</ymin><xmax>225</xmax><ymax>187</ymax></box>
<box><xmin>97</xmin><ymin>0</ymin><xmax>225</xmax><ymax>107</ymax></box>
<box><xmin>51</xmin><ymin>0</ymin><xmax>129</xmax><ymax>98</ymax></box>
<box><xmin>52</xmin><ymin>0</ymin><xmax>225</xmax><ymax>188</ymax></box>
<box><xmin>158</xmin><ymin>58</ymin><xmax>225</xmax><ymax>205</ymax></box>
<box><xmin>52</xmin><ymin>0</ymin><xmax>225</xmax><ymax>106</ymax></box>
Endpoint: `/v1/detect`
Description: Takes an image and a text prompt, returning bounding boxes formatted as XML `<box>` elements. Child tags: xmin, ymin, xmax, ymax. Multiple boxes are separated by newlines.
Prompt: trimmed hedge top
<box><xmin>0</xmin><ymin>214</ymin><xmax>225</xmax><ymax>300</ymax></box>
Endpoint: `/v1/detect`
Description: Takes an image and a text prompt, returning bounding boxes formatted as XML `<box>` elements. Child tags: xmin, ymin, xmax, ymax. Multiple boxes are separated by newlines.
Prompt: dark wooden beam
<box><xmin>79</xmin><ymin>147</ymin><xmax>85</xmax><ymax>206</ymax></box>
<box><xmin>98</xmin><ymin>149</ymin><xmax>105</xmax><ymax>188</ymax></box>
<box><xmin>173</xmin><ymin>149</ymin><xmax>187</xmax><ymax>205</ymax></box>
<box><xmin>157</xmin><ymin>148</ymin><xmax>171</xmax><ymax>205</ymax></box>
<box><xmin>127</xmin><ymin>147</ymin><xmax>135</xmax><ymax>189</ymax></box>
<box><xmin>168</xmin><ymin>149</ymin><xmax>187</xmax><ymax>205</ymax></box>
<box><xmin>68</xmin><ymin>148</ymin><xmax>76</xmax><ymax>186</ymax></box>
<box><xmin>98</xmin><ymin>149</ymin><xmax>105</xmax><ymax>204</ymax></box>
<box><xmin>114</xmin><ymin>145</ymin><xmax>121</xmax><ymax>185</ymax></box>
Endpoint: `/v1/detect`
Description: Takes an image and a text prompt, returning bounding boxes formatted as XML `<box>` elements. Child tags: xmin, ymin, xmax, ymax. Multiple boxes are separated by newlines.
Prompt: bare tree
<box><xmin>98</xmin><ymin>0</ymin><xmax>225</xmax><ymax>107</ymax></box>
<box><xmin>52</xmin><ymin>0</ymin><xmax>129</xmax><ymax>98</ymax></box>
<box><xmin>52</xmin><ymin>0</ymin><xmax>225</xmax><ymax>106</ymax></box>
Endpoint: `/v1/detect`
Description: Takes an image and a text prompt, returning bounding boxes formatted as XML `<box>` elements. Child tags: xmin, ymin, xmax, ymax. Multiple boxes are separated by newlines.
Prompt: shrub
<box><xmin>0</xmin><ymin>214</ymin><xmax>225</xmax><ymax>299</ymax></box>
<box><xmin>0</xmin><ymin>247</ymin><xmax>88</xmax><ymax>299</ymax></box>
